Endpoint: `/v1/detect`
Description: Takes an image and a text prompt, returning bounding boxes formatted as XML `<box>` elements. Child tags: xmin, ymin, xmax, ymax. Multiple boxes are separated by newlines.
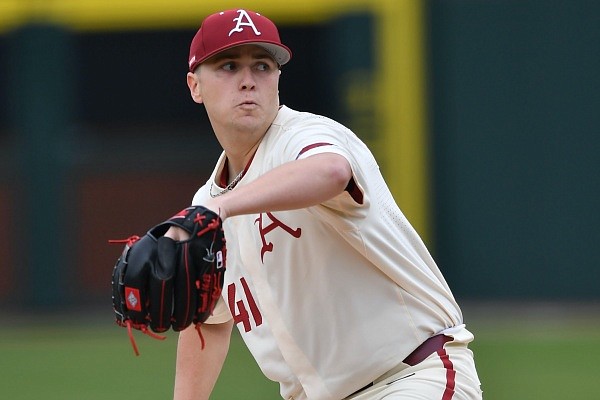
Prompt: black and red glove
<box><xmin>110</xmin><ymin>206</ymin><xmax>226</xmax><ymax>355</ymax></box>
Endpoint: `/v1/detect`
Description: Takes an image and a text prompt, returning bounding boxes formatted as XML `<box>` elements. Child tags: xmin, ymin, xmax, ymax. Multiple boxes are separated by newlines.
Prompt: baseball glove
<box><xmin>110</xmin><ymin>206</ymin><xmax>226</xmax><ymax>355</ymax></box>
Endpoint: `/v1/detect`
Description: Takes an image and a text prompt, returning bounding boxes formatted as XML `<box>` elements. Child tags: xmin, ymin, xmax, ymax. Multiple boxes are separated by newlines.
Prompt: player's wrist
<box><xmin>203</xmin><ymin>199</ymin><xmax>227</xmax><ymax>221</ymax></box>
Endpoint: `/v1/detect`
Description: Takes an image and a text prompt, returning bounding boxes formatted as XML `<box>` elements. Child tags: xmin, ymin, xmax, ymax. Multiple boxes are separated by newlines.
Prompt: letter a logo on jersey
<box><xmin>255</xmin><ymin>212</ymin><xmax>301</xmax><ymax>263</ymax></box>
<box><xmin>229</xmin><ymin>9</ymin><xmax>262</xmax><ymax>37</ymax></box>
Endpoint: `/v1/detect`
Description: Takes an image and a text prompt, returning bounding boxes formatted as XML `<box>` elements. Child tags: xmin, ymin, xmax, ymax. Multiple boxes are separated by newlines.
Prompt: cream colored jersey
<box><xmin>192</xmin><ymin>106</ymin><xmax>463</xmax><ymax>400</ymax></box>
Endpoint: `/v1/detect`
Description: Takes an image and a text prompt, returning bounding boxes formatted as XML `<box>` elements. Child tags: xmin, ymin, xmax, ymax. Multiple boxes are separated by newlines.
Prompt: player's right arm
<box><xmin>173</xmin><ymin>318</ymin><xmax>234</xmax><ymax>400</ymax></box>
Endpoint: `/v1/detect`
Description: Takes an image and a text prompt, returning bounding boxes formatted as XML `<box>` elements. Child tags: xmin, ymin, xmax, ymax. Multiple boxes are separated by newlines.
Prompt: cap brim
<box><xmin>250</xmin><ymin>42</ymin><xmax>291</xmax><ymax>66</ymax></box>
<box><xmin>197</xmin><ymin>41</ymin><xmax>291</xmax><ymax>69</ymax></box>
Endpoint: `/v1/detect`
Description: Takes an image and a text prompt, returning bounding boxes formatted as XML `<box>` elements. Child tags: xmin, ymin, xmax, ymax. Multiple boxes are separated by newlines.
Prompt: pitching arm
<box><xmin>205</xmin><ymin>152</ymin><xmax>352</xmax><ymax>220</ymax></box>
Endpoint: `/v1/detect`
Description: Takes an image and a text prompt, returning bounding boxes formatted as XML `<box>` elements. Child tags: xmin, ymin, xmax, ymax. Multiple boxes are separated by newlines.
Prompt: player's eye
<box><xmin>255</xmin><ymin>62</ymin><xmax>270</xmax><ymax>72</ymax></box>
<box><xmin>221</xmin><ymin>61</ymin><xmax>237</xmax><ymax>71</ymax></box>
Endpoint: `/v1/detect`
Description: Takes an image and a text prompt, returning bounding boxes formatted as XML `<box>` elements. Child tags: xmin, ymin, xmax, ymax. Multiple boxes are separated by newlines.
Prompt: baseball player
<box><xmin>167</xmin><ymin>8</ymin><xmax>482</xmax><ymax>400</ymax></box>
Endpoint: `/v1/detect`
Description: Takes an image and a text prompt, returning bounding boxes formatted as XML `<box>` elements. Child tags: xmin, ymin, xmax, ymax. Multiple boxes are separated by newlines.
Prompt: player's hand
<box><xmin>165</xmin><ymin>225</ymin><xmax>191</xmax><ymax>241</ymax></box>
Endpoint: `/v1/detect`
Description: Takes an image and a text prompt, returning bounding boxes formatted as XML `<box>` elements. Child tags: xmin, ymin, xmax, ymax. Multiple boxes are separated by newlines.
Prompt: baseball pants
<box><xmin>348</xmin><ymin>327</ymin><xmax>482</xmax><ymax>400</ymax></box>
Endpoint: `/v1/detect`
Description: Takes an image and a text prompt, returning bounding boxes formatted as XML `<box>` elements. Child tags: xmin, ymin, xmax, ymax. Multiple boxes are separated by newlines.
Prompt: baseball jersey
<box><xmin>192</xmin><ymin>106</ymin><xmax>463</xmax><ymax>400</ymax></box>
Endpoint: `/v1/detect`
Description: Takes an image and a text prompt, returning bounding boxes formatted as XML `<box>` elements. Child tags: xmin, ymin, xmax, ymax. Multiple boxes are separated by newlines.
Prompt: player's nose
<box><xmin>238</xmin><ymin>67</ymin><xmax>256</xmax><ymax>91</ymax></box>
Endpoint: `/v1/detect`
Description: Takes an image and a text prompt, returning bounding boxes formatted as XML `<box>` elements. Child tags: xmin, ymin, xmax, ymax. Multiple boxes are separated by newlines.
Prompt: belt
<box><xmin>403</xmin><ymin>333</ymin><xmax>452</xmax><ymax>366</ymax></box>
<box><xmin>349</xmin><ymin>334</ymin><xmax>452</xmax><ymax>397</ymax></box>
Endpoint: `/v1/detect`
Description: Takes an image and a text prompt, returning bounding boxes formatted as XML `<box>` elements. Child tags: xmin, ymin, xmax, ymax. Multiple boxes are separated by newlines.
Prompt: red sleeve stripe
<box><xmin>295</xmin><ymin>142</ymin><xmax>333</xmax><ymax>159</ymax></box>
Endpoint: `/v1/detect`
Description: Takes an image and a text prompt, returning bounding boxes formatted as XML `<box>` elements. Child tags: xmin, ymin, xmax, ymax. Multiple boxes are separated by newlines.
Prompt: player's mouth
<box><xmin>238</xmin><ymin>100</ymin><xmax>258</xmax><ymax>109</ymax></box>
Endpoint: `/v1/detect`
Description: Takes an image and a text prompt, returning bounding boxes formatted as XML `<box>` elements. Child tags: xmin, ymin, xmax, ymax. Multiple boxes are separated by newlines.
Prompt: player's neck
<box><xmin>221</xmin><ymin>145</ymin><xmax>259</xmax><ymax>186</ymax></box>
<box><xmin>223</xmin><ymin>136</ymin><xmax>261</xmax><ymax>175</ymax></box>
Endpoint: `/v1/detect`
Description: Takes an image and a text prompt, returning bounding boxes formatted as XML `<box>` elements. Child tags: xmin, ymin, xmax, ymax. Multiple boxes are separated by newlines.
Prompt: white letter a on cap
<box><xmin>229</xmin><ymin>9</ymin><xmax>262</xmax><ymax>37</ymax></box>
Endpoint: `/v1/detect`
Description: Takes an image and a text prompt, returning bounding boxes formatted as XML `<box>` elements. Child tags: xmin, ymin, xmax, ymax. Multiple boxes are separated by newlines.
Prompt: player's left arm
<box><xmin>205</xmin><ymin>152</ymin><xmax>351</xmax><ymax>220</ymax></box>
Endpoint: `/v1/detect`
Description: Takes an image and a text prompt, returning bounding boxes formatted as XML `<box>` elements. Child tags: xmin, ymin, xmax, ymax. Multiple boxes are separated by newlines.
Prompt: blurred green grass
<box><xmin>0</xmin><ymin>314</ymin><xmax>279</xmax><ymax>400</ymax></box>
<box><xmin>467</xmin><ymin>303</ymin><xmax>600</xmax><ymax>400</ymax></box>
<box><xmin>1</xmin><ymin>304</ymin><xmax>599</xmax><ymax>399</ymax></box>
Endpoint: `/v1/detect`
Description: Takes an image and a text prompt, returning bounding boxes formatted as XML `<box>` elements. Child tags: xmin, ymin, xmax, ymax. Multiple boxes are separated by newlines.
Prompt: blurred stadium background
<box><xmin>0</xmin><ymin>0</ymin><xmax>598</xmax><ymax>399</ymax></box>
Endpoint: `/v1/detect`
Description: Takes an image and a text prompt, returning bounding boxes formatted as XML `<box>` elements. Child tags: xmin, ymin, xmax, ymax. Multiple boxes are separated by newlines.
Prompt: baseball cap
<box><xmin>188</xmin><ymin>9</ymin><xmax>292</xmax><ymax>72</ymax></box>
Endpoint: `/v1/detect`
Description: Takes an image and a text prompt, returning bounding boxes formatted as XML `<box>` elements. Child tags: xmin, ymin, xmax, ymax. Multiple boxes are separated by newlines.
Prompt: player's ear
<box><xmin>186</xmin><ymin>72</ymin><xmax>203</xmax><ymax>104</ymax></box>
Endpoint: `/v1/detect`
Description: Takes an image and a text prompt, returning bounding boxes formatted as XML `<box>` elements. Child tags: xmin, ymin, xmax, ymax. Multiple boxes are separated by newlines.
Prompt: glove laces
<box><xmin>119</xmin><ymin>319</ymin><xmax>167</xmax><ymax>356</ymax></box>
<box><xmin>108</xmin><ymin>235</ymin><xmax>141</xmax><ymax>247</ymax></box>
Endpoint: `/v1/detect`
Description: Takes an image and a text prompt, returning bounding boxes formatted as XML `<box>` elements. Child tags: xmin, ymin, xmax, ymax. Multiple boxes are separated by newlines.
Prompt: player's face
<box><xmin>189</xmin><ymin>45</ymin><xmax>281</xmax><ymax>138</ymax></box>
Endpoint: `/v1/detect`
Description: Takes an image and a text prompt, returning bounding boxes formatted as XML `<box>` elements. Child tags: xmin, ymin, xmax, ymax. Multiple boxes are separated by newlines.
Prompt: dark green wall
<box><xmin>428</xmin><ymin>0</ymin><xmax>600</xmax><ymax>299</ymax></box>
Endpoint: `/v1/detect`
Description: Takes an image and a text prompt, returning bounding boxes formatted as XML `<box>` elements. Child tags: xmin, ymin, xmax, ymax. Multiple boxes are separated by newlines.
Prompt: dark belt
<box><xmin>349</xmin><ymin>334</ymin><xmax>452</xmax><ymax>397</ymax></box>
<box><xmin>403</xmin><ymin>334</ymin><xmax>452</xmax><ymax>366</ymax></box>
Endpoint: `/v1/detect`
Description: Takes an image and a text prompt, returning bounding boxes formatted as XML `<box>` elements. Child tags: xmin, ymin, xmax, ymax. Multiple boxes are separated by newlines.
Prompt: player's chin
<box><xmin>229</xmin><ymin>114</ymin><xmax>265</xmax><ymax>132</ymax></box>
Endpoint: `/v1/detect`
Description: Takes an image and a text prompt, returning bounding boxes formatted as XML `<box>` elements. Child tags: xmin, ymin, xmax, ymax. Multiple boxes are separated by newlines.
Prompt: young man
<box><xmin>171</xmin><ymin>9</ymin><xmax>482</xmax><ymax>400</ymax></box>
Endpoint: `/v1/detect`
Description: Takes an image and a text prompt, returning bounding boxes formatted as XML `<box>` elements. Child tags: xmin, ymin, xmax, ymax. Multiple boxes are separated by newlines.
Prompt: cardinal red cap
<box><xmin>188</xmin><ymin>9</ymin><xmax>292</xmax><ymax>72</ymax></box>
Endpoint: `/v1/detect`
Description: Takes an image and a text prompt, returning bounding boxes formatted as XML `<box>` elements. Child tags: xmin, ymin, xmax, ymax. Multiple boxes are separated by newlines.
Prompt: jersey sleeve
<box><xmin>275</xmin><ymin>117</ymin><xmax>371</xmax><ymax>211</ymax></box>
